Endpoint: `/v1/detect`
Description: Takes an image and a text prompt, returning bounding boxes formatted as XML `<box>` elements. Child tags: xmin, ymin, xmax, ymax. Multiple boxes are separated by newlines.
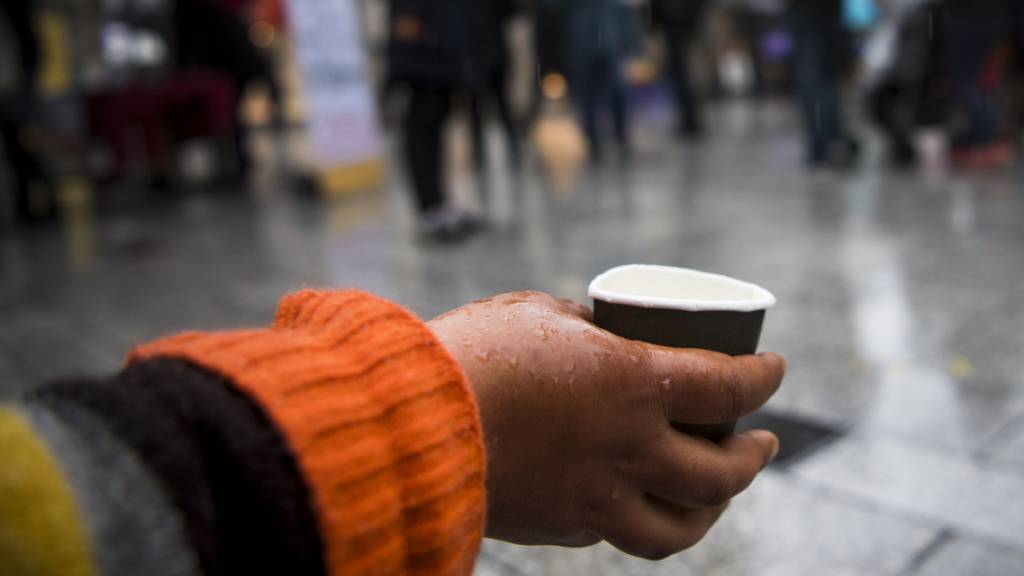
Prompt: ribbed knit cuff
<box><xmin>130</xmin><ymin>290</ymin><xmax>486</xmax><ymax>576</ymax></box>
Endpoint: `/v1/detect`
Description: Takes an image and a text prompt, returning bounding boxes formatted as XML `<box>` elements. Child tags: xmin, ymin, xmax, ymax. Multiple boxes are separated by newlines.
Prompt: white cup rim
<box><xmin>588</xmin><ymin>264</ymin><xmax>777</xmax><ymax>313</ymax></box>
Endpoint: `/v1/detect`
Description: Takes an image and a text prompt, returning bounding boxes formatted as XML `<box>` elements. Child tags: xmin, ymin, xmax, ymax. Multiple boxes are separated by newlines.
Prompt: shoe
<box><xmin>417</xmin><ymin>205</ymin><xmax>483</xmax><ymax>243</ymax></box>
<box><xmin>805</xmin><ymin>138</ymin><xmax>860</xmax><ymax>170</ymax></box>
<box><xmin>825</xmin><ymin>138</ymin><xmax>861</xmax><ymax>170</ymax></box>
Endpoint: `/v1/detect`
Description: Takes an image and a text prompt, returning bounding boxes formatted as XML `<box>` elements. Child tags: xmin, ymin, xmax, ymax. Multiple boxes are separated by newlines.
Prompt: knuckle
<box><xmin>507</xmin><ymin>290</ymin><xmax>548</xmax><ymax>303</ymax></box>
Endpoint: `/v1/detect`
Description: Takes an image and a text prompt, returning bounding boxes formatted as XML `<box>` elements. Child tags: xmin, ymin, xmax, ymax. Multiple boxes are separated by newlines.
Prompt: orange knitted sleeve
<box><xmin>129</xmin><ymin>290</ymin><xmax>486</xmax><ymax>576</ymax></box>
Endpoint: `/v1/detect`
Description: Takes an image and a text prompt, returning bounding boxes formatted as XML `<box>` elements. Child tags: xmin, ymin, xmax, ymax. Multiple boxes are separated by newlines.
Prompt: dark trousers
<box><xmin>470</xmin><ymin>63</ymin><xmax>520</xmax><ymax>169</ymax></box>
<box><xmin>573</xmin><ymin>52</ymin><xmax>629</xmax><ymax>156</ymax></box>
<box><xmin>869</xmin><ymin>83</ymin><xmax>920</xmax><ymax>163</ymax></box>
<box><xmin>403</xmin><ymin>86</ymin><xmax>452</xmax><ymax>214</ymax></box>
<box><xmin>790</xmin><ymin>12</ymin><xmax>846</xmax><ymax>161</ymax></box>
<box><xmin>665</xmin><ymin>25</ymin><xmax>701</xmax><ymax>134</ymax></box>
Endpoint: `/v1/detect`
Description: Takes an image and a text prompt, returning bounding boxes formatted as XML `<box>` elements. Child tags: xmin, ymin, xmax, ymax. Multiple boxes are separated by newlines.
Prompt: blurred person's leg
<box><xmin>403</xmin><ymin>85</ymin><xmax>481</xmax><ymax>240</ymax></box>
<box><xmin>573</xmin><ymin>55</ymin><xmax>603</xmax><ymax>160</ymax></box>
<box><xmin>665</xmin><ymin>26</ymin><xmax>702</xmax><ymax>137</ymax></box>
<box><xmin>1</xmin><ymin>120</ymin><xmax>53</xmax><ymax>220</ymax></box>
<box><xmin>869</xmin><ymin>84</ymin><xmax>916</xmax><ymax>166</ymax></box>
<box><xmin>177</xmin><ymin>0</ymin><xmax>269</xmax><ymax>176</ymax></box>
<box><xmin>0</xmin><ymin>122</ymin><xmax>32</xmax><ymax>217</ymax></box>
<box><xmin>492</xmin><ymin>62</ymin><xmax>522</xmax><ymax>165</ymax></box>
<box><xmin>609</xmin><ymin>57</ymin><xmax>630</xmax><ymax>150</ymax></box>
<box><xmin>955</xmin><ymin>82</ymin><xmax>998</xmax><ymax>146</ymax></box>
<box><xmin>945</xmin><ymin>0</ymin><xmax>1008</xmax><ymax>149</ymax></box>
<box><xmin>404</xmin><ymin>86</ymin><xmax>451</xmax><ymax>214</ymax></box>
<box><xmin>791</xmin><ymin>8</ymin><xmax>854</xmax><ymax>167</ymax></box>
<box><xmin>792</xmin><ymin>27</ymin><xmax>831</xmax><ymax>163</ymax></box>
<box><xmin>469</xmin><ymin>92</ymin><xmax>487</xmax><ymax>171</ymax></box>
<box><xmin>467</xmin><ymin>63</ymin><xmax>519</xmax><ymax>172</ymax></box>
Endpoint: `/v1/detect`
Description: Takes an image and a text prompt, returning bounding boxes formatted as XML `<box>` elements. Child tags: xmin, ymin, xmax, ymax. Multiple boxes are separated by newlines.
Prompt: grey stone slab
<box><xmin>0</xmin><ymin>344</ymin><xmax>36</xmax><ymax>399</ymax></box>
<box><xmin>858</xmin><ymin>382</ymin><xmax>1024</xmax><ymax>452</ymax></box>
<box><xmin>983</xmin><ymin>414</ymin><xmax>1024</xmax><ymax>470</ymax></box>
<box><xmin>792</xmin><ymin>432</ymin><xmax>1024</xmax><ymax>549</ymax></box>
<box><xmin>478</xmin><ymin>471</ymin><xmax>936</xmax><ymax>576</ymax></box>
<box><xmin>0</xmin><ymin>304</ymin><xmax>122</xmax><ymax>382</ymax></box>
<box><xmin>913</xmin><ymin>536</ymin><xmax>1024</xmax><ymax>576</ymax></box>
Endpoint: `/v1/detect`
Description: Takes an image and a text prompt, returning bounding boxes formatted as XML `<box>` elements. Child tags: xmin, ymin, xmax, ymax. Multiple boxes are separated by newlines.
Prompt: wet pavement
<box><xmin>2</xmin><ymin>99</ymin><xmax>1023</xmax><ymax>575</ymax></box>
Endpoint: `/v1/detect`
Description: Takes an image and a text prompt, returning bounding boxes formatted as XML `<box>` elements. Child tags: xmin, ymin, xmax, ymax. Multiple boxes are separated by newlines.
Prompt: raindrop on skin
<box><xmin>661</xmin><ymin>378</ymin><xmax>672</xmax><ymax>391</ymax></box>
<box><xmin>534</xmin><ymin>323</ymin><xmax>553</xmax><ymax>341</ymax></box>
<box><xmin>610</xmin><ymin>488</ymin><xmax>621</xmax><ymax>501</ymax></box>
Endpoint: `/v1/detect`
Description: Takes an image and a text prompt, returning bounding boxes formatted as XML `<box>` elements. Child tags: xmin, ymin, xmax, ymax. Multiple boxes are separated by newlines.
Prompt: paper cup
<box><xmin>589</xmin><ymin>265</ymin><xmax>777</xmax><ymax>441</ymax></box>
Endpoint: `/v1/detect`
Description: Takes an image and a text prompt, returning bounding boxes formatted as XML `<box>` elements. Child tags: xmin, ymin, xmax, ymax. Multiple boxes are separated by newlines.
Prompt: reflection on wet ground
<box><xmin>2</xmin><ymin>100</ymin><xmax>1023</xmax><ymax>575</ymax></box>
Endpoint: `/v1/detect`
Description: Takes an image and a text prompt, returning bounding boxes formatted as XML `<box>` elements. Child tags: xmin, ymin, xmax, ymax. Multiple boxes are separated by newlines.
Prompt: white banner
<box><xmin>287</xmin><ymin>0</ymin><xmax>381</xmax><ymax>170</ymax></box>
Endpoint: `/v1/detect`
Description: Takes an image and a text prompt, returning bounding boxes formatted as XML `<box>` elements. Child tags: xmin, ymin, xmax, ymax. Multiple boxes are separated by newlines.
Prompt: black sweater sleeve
<box><xmin>29</xmin><ymin>358</ymin><xmax>326</xmax><ymax>576</ymax></box>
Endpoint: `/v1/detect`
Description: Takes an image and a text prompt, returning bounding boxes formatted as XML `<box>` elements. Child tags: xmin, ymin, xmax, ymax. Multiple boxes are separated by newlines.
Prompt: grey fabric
<box><xmin>20</xmin><ymin>402</ymin><xmax>201</xmax><ymax>576</ymax></box>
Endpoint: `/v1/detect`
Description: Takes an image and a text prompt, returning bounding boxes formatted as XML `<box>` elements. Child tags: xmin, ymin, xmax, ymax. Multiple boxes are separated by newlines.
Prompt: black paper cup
<box><xmin>589</xmin><ymin>265</ymin><xmax>776</xmax><ymax>442</ymax></box>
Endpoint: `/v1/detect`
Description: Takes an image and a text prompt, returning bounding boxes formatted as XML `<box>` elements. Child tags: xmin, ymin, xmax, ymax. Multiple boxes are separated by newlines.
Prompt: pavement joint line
<box><xmin>785</xmin><ymin>471</ymin><xmax>1024</xmax><ymax>556</ymax></box>
<box><xmin>902</xmin><ymin>527</ymin><xmax>956</xmax><ymax>575</ymax></box>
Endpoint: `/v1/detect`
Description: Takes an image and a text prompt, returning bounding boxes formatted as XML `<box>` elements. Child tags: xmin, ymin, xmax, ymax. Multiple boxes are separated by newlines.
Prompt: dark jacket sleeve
<box><xmin>29</xmin><ymin>359</ymin><xmax>326</xmax><ymax>576</ymax></box>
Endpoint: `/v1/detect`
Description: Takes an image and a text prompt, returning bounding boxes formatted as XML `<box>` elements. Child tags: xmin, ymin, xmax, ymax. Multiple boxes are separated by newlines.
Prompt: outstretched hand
<box><xmin>429</xmin><ymin>292</ymin><xmax>785</xmax><ymax>560</ymax></box>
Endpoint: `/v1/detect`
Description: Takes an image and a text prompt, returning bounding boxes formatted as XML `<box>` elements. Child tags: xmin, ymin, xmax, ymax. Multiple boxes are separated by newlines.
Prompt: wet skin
<box><xmin>429</xmin><ymin>292</ymin><xmax>786</xmax><ymax>560</ymax></box>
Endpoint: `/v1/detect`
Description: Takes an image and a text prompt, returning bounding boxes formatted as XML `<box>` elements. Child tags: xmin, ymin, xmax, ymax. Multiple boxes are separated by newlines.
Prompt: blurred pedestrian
<box><xmin>0</xmin><ymin>0</ymin><xmax>54</xmax><ymax>222</ymax></box>
<box><xmin>943</xmin><ymin>0</ymin><xmax>1013</xmax><ymax>168</ymax></box>
<box><xmin>469</xmin><ymin>0</ymin><xmax>523</xmax><ymax>171</ymax></box>
<box><xmin>787</xmin><ymin>0</ymin><xmax>859</xmax><ymax>168</ymax></box>
<box><xmin>566</xmin><ymin>0</ymin><xmax>642</xmax><ymax>162</ymax></box>
<box><xmin>174</xmin><ymin>0</ymin><xmax>278</xmax><ymax>178</ymax></box>
<box><xmin>863</xmin><ymin>0</ymin><xmax>945</xmax><ymax>167</ymax></box>
<box><xmin>389</xmin><ymin>0</ymin><xmax>498</xmax><ymax>241</ymax></box>
<box><xmin>652</xmin><ymin>0</ymin><xmax>709</xmax><ymax>138</ymax></box>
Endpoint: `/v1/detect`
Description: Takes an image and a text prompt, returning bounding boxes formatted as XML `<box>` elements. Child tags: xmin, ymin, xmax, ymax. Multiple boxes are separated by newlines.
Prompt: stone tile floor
<box><xmin>2</xmin><ymin>101</ymin><xmax>1023</xmax><ymax>574</ymax></box>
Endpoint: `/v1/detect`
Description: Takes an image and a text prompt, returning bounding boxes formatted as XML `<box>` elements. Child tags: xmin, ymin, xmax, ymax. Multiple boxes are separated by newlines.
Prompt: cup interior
<box><xmin>589</xmin><ymin>265</ymin><xmax>776</xmax><ymax>313</ymax></box>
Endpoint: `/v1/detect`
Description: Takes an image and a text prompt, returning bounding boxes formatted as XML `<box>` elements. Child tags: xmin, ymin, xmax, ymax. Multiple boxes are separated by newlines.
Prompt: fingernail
<box><xmin>769</xmin><ymin>439</ymin><xmax>780</xmax><ymax>462</ymax></box>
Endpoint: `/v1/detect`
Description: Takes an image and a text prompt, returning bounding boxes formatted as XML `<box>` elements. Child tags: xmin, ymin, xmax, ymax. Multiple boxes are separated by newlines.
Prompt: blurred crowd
<box><xmin>3</xmin><ymin>0</ymin><xmax>1024</xmax><ymax>238</ymax></box>
<box><xmin>1</xmin><ymin>0</ymin><xmax>284</xmax><ymax>222</ymax></box>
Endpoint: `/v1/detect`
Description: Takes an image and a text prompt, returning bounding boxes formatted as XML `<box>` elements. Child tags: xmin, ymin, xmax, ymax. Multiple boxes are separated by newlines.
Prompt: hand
<box><xmin>429</xmin><ymin>292</ymin><xmax>785</xmax><ymax>560</ymax></box>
